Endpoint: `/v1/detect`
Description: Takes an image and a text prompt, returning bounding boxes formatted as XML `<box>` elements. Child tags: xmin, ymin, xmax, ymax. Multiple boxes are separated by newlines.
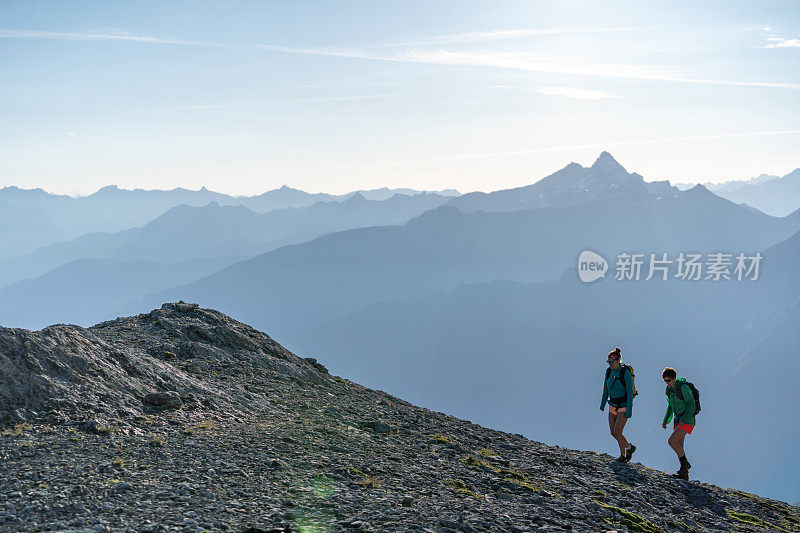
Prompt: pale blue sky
<box><xmin>1</xmin><ymin>0</ymin><xmax>799</xmax><ymax>195</ymax></box>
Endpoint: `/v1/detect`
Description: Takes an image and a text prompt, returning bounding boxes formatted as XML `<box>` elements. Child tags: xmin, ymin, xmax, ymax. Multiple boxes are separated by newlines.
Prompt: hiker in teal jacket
<box><xmin>662</xmin><ymin>367</ymin><xmax>696</xmax><ymax>480</ymax></box>
<box><xmin>600</xmin><ymin>347</ymin><xmax>636</xmax><ymax>463</ymax></box>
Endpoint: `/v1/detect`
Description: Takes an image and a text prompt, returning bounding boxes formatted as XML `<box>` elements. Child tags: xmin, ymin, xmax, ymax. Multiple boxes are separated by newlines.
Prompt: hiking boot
<box><xmin>616</xmin><ymin>454</ymin><xmax>627</xmax><ymax>462</ymax></box>
<box><xmin>672</xmin><ymin>468</ymin><xmax>689</xmax><ymax>480</ymax></box>
<box><xmin>672</xmin><ymin>456</ymin><xmax>691</xmax><ymax>480</ymax></box>
<box><xmin>624</xmin><ymin>444</ymin><xmax>636</xmax><ymax>463</ymax></box>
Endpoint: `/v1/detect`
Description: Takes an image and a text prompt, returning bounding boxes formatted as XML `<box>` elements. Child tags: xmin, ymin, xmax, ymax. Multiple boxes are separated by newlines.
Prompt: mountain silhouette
<box><xmin>127</xmin><ymin>176</ymin><xmax>800</xmax><ymax>345</ymax></box>
<box><xmin>0</xmin><ymin>184</ymin><xmax>461</xmax><ymax>260</ymax></box>
<box><xmin>713</xmin><ymin>168</ymin><xmax>800</xmax><ymax>217</ymax></box>
<box><xmin>0</xmin><ymin>200</ymin><xmax>71</xmax><ymax>259</ymax></box>
<box><xmin>0</xmin><ymin>193</ymin><xmax>450</xmax><ymax>289</ymax></box>
<box><xmin>0</xmin><ymin>257</ymin><xmax>240</xmax><ymax>329</ymax></box>
<box><xmin>446</xmin><ymin>152</ymin><xmax>667</xmax><ymax>213</ymax></box>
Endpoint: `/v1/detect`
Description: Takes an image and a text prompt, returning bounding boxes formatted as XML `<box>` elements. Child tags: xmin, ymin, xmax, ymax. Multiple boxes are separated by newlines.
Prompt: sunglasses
<box><xmin>607</xmin><ymin>359</ymin><xmax>617</xmax><ymax>365</ymax></box>
<box><xmin>664</xmin><ymin>378</ymin><xmax>674</xmax><ymax>383</ymax></box>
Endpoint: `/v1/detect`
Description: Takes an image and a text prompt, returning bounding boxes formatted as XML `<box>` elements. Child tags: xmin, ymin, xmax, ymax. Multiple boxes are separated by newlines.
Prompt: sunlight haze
<box><xmin>1</xmin><ymin>0</ymin><xmax>799</xmax><ymax>195</ymax></box>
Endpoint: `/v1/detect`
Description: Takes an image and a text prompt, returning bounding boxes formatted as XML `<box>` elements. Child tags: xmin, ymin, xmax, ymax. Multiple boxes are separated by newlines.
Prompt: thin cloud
<box><xmin>3</xmin><ymin>28</ymin><xmax>797</xmax><ymax>89</ymax></box>
<box><xmin>536</xmin><ymin>86</ymin><xmax>619</xmax><ymax>100</ymax></box>
<box><xmin>361</xmin><ymin>129</ymin><xmax>800</xmax><ymax>169</ymax></box>
<box><xmin>149</xmin><ymin>94</ymin><xmax>400</xmax><ymax>111</ymax></box>
<box><xmin>765</xmin><ymin>36</ymin><xmax>800</xmax><ymax>48</ymax></box>
<box><xmin>367</xmin><ymin>27</ymin><xmax>630</xmax><ymax>48</ymax></box>
<box><xmin>0</xmin><ymin>28</ymin><xmax>341</xmax><ymax>56</ymax></box>
<box><xmin>364</xmin><ymin>49</ymin><xmax>799</xmax><ymax>89</ymax></box>
<box><xmin>0</xmin><ymin>28</ymin><xmax>213</xmax><ymax>45</ymax></box>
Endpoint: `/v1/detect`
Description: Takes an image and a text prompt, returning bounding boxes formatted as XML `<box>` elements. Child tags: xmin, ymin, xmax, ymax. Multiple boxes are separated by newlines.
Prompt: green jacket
<box><xmin>663</xmin><ymin>377</ymin><xmax>696</xmax><ymax>426</ymax></box>
<box><xmin>600</xmin><ymin>365</ymin><xmax>633</xmax><ymax>418</ymax></box>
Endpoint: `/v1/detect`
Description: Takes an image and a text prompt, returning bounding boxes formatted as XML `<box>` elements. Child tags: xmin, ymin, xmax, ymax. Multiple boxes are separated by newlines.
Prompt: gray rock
<box><xmin>359</xmin><ymin>419</ymin><xmax>392</xmax><ymax>434</ymax></box>
<box><xmin>143</xmin><ymin>392</ymin><xmax>183</xmax><ymax>410</ymax></box>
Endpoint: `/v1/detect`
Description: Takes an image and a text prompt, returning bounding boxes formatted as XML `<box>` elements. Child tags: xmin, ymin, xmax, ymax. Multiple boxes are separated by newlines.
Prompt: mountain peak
<box><xmin>345</xmin><ymin>191</ymin><xmax>368</xmax><ymax>203</ymax></box>
<box><xmin>591</xmin><ymin>151</ymin><xmax>625</xmax><ymax>172</ymax></box>
<box><xmin>93</xmin><ymin>185</ymin><xmax>121</xmax><ymax>195</ymax></box>
<box><xmin>687</xmin><ymin>183</ymin><xmax>712</xmax><ymax>194</ymax></box>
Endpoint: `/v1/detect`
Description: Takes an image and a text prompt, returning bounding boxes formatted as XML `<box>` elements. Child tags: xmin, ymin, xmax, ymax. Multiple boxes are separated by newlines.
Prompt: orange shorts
<box><xmin>675</xmin><ymin>422</ymin><xmax>694</xmax><ymax>434</ymax></box>
<box><xmin>609</xmin><ymin>405</ymin><xmax>626</xmax><ymax>415</ymax></box>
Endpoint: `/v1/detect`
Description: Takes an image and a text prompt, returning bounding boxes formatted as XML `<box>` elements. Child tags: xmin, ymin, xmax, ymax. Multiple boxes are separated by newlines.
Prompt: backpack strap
<box><xmin>675</xmin><ymin>383</ymin><xmax>684</xmax><ymax>401</ymax></box>
<box><xmin>617</xmin><ymin>365</ymin><xmax>629</xmax><ymax>391</ymax></box>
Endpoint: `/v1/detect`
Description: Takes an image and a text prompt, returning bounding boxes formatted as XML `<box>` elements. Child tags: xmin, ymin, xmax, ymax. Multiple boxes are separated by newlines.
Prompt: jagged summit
<box><xmin>446</xmin><ymin>152</ymin><xmax>655</xmax><ymax>213</ymax></box>
<box><xmin>1</xmin><ymin>304</ymin><xmax>797</xmax><ymax>532</ymax></box>
<box><xmin>591</xmin><ymin>150</ymin><xmax>627</xmax><ymax>173</ymax></box>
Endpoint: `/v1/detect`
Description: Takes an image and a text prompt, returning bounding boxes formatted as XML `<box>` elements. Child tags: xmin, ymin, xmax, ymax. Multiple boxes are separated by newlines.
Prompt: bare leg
<box><xmin>608</xmin><ymin>410</ymin><xmax>616</xmax><ymax>439</ymax></box>
<box><xmin>610</xmin><ymin>413</ymin><xmax>630</xmax><ymax>455</ymax></box>
<box><xmin>668</xmin><ymin>427</ymin><xmax>687</xmax><ymax>457</ymax></box>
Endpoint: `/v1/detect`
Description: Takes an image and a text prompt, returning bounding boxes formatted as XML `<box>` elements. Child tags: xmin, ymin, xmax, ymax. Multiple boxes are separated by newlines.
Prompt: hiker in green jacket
<box><xmin>600</xmin><ymin>347</ymin><xmax>636</xmax><ymax>463</ymax></box>
<box><xmin>662</xmin><ymin>367</ymin><xmax>696</xmax><ymax>480</ymax></box>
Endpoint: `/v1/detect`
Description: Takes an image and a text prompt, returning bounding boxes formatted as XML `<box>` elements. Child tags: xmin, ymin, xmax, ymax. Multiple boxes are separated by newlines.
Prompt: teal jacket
<box><xmin>663</xmin><ymin>377</ymin><xmax>696</xmax><ymax>426</ymax></box>
<box><xmin>600</xmin><ymin>365</ymin><xmax>633</xmax><ymax>418</ymax></box>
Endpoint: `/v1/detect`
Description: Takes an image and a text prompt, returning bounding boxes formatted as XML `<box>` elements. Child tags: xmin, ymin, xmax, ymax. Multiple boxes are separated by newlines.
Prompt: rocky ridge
<box><xmin>1</xmin><ymin>303</ymin><xmax>798</xmax><ymax>532</ymax></box>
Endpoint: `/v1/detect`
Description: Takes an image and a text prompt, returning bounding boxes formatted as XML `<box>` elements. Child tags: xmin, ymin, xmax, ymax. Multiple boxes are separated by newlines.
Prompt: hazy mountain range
<box><xmin>1</xmin><ymin>151</ymin><xmax>798</xmax><ymax>502</ymax></box>
<box><xmin>0</xmin><ymin>199</ymin><xmax>72</xmax><ymax>258</ymax></box>
<box><xmin>126</xmin><ymin>154</ymin><xmax>800</xmax><ymax>343</ymax></box>
<box><xmin>0</xmin><ymin>184</ymin><xmax>460</xmax><ymax>260</ymax></box>
<box><xmin>675</xmin><ymin>169</ymin><xmax>800</xmax><ymax>217</ymax></box>
<box><xmin>0</xmin><ymin>191</ymin><xmax>451</xmax><ymax>291</ymax></box>
<box><xmin>674</xmin><ymin>173</ymin><xmax>778</xmax><ymax>192</ymax></box>
<box><xmin>0</xmin><ymin>256</ymin><xmax>238</xmax><ymax>328</ymax></box>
